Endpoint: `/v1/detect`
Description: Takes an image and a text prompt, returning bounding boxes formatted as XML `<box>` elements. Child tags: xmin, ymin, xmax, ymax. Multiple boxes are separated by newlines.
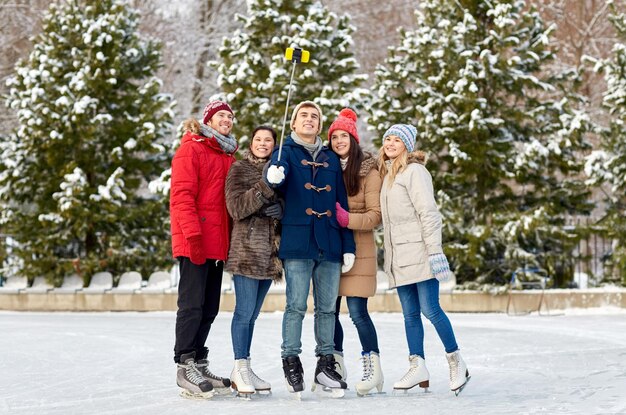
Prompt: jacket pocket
<box><xmin>391</xmin><ymin>223</ymin><xmax>426</xmax><ymax>267</ymax></box>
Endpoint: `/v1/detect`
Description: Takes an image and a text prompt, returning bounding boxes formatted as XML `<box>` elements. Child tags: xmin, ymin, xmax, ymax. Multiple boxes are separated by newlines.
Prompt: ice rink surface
<box><xmin>1</xmin><ymin>308</ymin><xmax>625</xmax><ymax>415</ymax></box>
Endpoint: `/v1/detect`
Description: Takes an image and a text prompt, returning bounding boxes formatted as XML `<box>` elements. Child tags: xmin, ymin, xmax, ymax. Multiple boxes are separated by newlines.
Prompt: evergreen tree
<box><xmin>367</xmin><ymin>0</ymin><xmax>593</xmax><ymax>286</ymax></box>
<box><xmin>0</xmin><ymin>0</ymin><xmax>175</xmax><ymax>285</ymax></box>
<box><xmin>211</xmin><ymin>0</ymin><xmax>368</xmax><ymax>147</ymax></box>
<box><xmin>585</xmin><ymin>4</ymin><xmax>626</xmax><ymax>285</ymax></box>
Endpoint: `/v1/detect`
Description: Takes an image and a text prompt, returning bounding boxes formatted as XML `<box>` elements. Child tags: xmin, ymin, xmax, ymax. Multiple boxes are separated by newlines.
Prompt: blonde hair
<box><xmin>378</xmin><ymin>148</ymin><xmax>428</xmax><ymax>187</ymax></box>
<box><xmin>182</xmin><ymin>118</ymin><xmax>201</xmax><ymax>134</ymax></box>
<box><xmin>378</xmin><ymin>147</ymin><xmax>408</xmax><ymax>186</ymax></box>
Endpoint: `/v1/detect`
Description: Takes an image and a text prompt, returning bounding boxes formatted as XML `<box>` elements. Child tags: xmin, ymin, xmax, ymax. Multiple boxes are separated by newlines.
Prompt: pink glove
<box><xmin>335</xmin><ymin>202</ymin><xmax>349</xmax><ymax>228</ymax></box>
<box><xmin>187</xmin><ymin>235</ymin><xmax>205</xmax><ymax>265</ymax></box>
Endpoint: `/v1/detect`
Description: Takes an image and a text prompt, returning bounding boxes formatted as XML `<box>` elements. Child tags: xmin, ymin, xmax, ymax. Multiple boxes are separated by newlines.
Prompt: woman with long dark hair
<box><xmin>329</xmin><ymin>108</ymin><xmax>384</xmax><ymax>396</ymax></box>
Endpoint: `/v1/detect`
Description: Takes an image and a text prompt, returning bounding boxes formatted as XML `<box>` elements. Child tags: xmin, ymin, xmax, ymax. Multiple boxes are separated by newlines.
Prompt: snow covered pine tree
<box><xmin>1</xmin><ymin>0</ymin><xmax>174</xmax><ymax>284</ymax></box>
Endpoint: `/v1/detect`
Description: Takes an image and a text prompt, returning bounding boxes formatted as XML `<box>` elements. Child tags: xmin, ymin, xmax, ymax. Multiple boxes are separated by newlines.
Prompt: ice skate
<box><xmin>311</xmin><ymin>354</ymin><xmax>347</xmax><ymax>398</ymax></box>
<box><xmin>282</xmin><ymin>355</ymin><xmax>305</xmax><ymax>400</ymax></box>
<box><xmin>177</xmin><ymin>352</ymin><xmax>215</xmax><ymax>399</ymax></box>
<box><xmin>333</xmin><ymin>351</ymin><xmax>347</xmax><ymax>381</ymax></box>
<box><xmin>355</xmin><ymin>352</ymin><xmax>385</xmax><ymax>397</ymax></box>
<box><xmin>392</xmin><ymin>355</ymin><xmax>429</xmax><ymax>396</ymax></box>
<box><xmin>446</xmin><ymin>350</ymin><xmax>470</xmax><ymax>396</ymax></box>
<box><xmin>230</xmin><ymin>359</ymin><xmax>255</xmax><ymax>399</ymax></box>
<box><xmin>196</xmin><ymin>358</ymin><xmax>232</xmax><ymax>395</ymax></box>
<box><xmin>247</xmin><ymin>357</ymin><xmax>271</xmax><ymax>396</ymax></box>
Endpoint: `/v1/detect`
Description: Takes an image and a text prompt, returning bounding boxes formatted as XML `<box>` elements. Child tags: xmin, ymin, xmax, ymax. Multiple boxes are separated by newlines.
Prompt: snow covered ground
<box><xmin>1</xmin><ymin>309</ymin><xmax>625</xmax><ymax>415</ymax></box>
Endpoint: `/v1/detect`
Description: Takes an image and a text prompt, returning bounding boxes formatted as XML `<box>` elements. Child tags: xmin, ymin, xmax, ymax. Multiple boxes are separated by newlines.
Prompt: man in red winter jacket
<box><xmin>169</xmin><ymin>100</ymin><xmax>238</xmax><ymax>398</ymax></box>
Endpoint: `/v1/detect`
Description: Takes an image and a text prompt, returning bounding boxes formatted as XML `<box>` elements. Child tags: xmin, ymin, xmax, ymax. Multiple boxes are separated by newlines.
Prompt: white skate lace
<box><xmin>399</xmin><ymin>363</ymin><xmax>418</xmax><ymax>384</ymax></box>
<box><xmin>449</xmin><ymin>354</ymin><xmax>458</xmax><ymax>384</ymax></box>
<box><xmin>198</xmin><ymin>362</ymin><xmax>225</xmax><ymax>381</ymax></box>
<box><xmin>248</xmin><ymin>367</ymin><xmax>266</xmax><ymax>386</ymax></box>
<box><xmin>185</xmin><ymin>363</ymin><xmax>206</xmax><ymax>385</ymax></box>
<box><xmin>361</xmin><ymin>355</ymin><xmax>372</xmax><ymax>381</ymax></box>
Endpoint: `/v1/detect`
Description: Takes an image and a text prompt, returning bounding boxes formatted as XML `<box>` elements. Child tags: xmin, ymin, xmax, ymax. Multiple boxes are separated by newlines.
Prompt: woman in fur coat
<box><xmin>378</xmin><ymin>124</ymin><xmax>470</xmax><ymax>396</ymax></box>
<box><xmin>329</xmin><ymin>108</ymin><xmax>384</xmax><ymax>397</ymax></box>
<box><xmin>225</xmin><ymin>126</ymin><xmax>283</xmax><ymax>396</ymax></box>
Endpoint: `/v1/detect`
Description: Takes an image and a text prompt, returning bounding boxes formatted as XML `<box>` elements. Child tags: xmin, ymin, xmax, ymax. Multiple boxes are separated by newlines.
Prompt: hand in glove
<box><xmin>187</xmin><ymin>235</ymin><xmax>205</xmax><ymax>265</ymax></box>
<box><xmin>429</xmin><ymin>252</ymin><xmax>452</xmax><ymax>282</ymax></box>
<box><xmin>341</xmin><ymin>253</ymin><xmax>356</xmax><ymax>273</ymax></box>
<box><xmin>260</xmin><ymin>202</ymin><xmax>283</xmax><ymax>219</ymax></box>
<box><xmin>335</xmin><ymin>202</ymin><xmax>349</xmax><ymax>228</ymax></box>
<box><xmin>266</xmin><ymin>165</ymin><xmax>285</xmax><ymax>185</ymax></box>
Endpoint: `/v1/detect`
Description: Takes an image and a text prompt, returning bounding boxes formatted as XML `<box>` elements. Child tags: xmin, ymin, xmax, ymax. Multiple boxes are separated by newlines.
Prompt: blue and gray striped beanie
<box><xmin>383</xmin><ymin>124</ymin><xmax>417</xmax><ymax>152</ymax></box>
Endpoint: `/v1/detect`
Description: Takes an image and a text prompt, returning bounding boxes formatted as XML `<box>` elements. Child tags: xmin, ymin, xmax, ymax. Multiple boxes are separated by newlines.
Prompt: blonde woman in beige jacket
<box><xmin>329</xmin><ymin>108</ymin><xmax>384</xmax><ymax>397</ymax></box>
<box><xmin>379</xmin><ymin>124</ymin><xmax>470</xmax><ymax>396</ymax></box>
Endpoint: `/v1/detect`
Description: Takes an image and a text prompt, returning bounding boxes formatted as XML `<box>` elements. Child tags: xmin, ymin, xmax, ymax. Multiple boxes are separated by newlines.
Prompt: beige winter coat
<box><xmin>380</xmin><ymin>154</ymin><xmax>443</xmax><ymax>289</ymax></box>
<box><xmin>339</xmin><ymin>155</ymin><xmax>382</xmax><ymax>298</ymax></box>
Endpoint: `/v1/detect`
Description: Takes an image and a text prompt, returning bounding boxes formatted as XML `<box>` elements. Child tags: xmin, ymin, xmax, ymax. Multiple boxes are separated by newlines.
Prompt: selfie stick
<box><xmin>277</xmin><ymin>47</ymin><xmax>310</xmax><ymax>161</ymax></box>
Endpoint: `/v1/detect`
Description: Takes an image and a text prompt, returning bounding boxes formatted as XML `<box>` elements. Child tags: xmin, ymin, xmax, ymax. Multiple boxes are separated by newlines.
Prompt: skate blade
<box><xmin>254</xmin><ymin>389</ymin><xmax>272</xmax><ymax>397</ymax></box>
<box><xmin>356</xmin><ymin>390</ymin><xmax>386</xmax><ymax>398</ymax></box>
<box><xmin>392</xmin><ymin>387</ymin><xmax>429</xmax><ymax>397</ymax></box>
<box><xmin>453</xmin><ymin>375</ymin><xmax>471</xmax><ymax>396</ymax></box>
<box><xmin>213</xmin><ymin>386</ymin><xmax>233</xmax><ymax>396</ymax></box>
<box><xmin>233</xmin><ymin>391</ymin><xmax>255</xmax><ymax>400</ymax></box>
<box><xmin>313</xmin><ymin>385</ymin><xmax>345</xmax><ymax>398</ymax></box>
<box><xmin>179</xmin><ymin>389</ymin><xmax>215</xmax><ymax>400</ymax></box>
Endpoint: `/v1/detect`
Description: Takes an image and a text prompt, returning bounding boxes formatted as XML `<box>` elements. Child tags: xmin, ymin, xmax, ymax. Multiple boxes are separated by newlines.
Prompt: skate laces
<box><xmin>361</xmin><ymin>354</ymin><xmax>373</xmax><ymax>381</ymax></box>
<box><xmin>448</xmin><ymin>353</ymin><xmax>459</xmax><ymax>383</ymax></box>
<box><xmin>184</xmin><ymin>362</ymin><xmax>206</xmax><ymax>385</ymax></box>
<box><xmin>197</xmin><ymin>361</ymin><xmax>224</xmax><ymax>381</ymax></box>
<box><xmin>399</xmin><ymin>360</ymin><xmax>419</xmax><ymax>384</ymax></box>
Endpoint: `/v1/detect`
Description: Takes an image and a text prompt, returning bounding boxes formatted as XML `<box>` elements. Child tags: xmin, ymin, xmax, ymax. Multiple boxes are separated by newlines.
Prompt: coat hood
<box><xmin>407</xmin><ymin>150</ymin><xmax>427</xmax><ymax>166</ymax></box>
<box><xmin>359</xmin><ymin>152</ymin><xmax>378</xmax><ymax>177</ymax></box>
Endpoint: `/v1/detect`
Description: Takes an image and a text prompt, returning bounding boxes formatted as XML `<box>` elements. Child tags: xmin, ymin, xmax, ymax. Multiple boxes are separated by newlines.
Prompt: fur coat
<box><xmin>225</xmin><ymin>151</ymin><xmax>282</xmax><ymax>280</ymax></box>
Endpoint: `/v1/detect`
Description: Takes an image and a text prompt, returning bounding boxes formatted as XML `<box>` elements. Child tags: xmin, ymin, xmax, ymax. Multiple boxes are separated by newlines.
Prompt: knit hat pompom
<box><xmin>328</xmin><ymin>107</ymin><xmax>359</xmax><ymax>143</ymax></box>
<box><xmin>339</xmin><ymin>108</ymin><xmax>357</xmax><ymax>122</ymax></box>
<box><xmin>383</xmin><ymin>124</ymin><xmax>417</xmax><ymax>152</ymax></box>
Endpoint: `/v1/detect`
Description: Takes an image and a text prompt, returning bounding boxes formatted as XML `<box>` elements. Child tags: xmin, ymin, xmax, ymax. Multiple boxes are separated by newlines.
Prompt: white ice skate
<box><xmin>247</xmin><ymin>357</ymin><xmax>271</xmax><ymax>396</ymax></box>
<box><xmin>355</xmin><ymin>352</ymin><xmax>385</xmax><ymax>397</ymax></box>
<box><xmin>447</xmin><ymin>350</ymin><xmax>470</xmax><ymax>396</ymax></box>
<box><xmin>392</xmin><ymin>355</ymin><xmax>429</xmax><ymax>396</ymax></box>
<box><xmin>230</xmin><ymin>359</ymin><xmax>255</xmax><ymax>400</ymax></box>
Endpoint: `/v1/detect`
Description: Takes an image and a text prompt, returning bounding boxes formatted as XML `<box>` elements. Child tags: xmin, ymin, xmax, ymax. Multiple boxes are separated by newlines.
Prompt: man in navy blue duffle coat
<box><xmin>265</xmin><ymin>100</ymin><xmax>356</xmax><ymax>393</ymax></box>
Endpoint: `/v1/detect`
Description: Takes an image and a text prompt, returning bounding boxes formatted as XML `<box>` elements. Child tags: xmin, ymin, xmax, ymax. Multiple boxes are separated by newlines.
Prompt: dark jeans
<box><xmin>334</xmin><ymin>296</ymin><xmax>380</xmax><ymax>354</ymax></box>
<box><xmin>173</xmin><ymin>257</ymin><xmax>223</xmax><ymax>363</ymax></box>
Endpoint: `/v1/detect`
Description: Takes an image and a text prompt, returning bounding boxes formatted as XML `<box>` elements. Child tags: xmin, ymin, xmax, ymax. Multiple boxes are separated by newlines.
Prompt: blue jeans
<box><xmin>334</xmin><ymin>296</ymin><xmax>380</xmax><ymax>354</ymax></box>
<box><xmin>231</xmin><ymin>275</ymin><xmax>272</xmax><ymax>359</ymax></box>
<box><xmin>396</xmin><ymin>278</ymin><xmax>458</xmax><ymax>358</ymax></box>
<box><xmin>281</xmin><ymin>259</ymin><xmax>341</xmax><ymax>357</ymax></box>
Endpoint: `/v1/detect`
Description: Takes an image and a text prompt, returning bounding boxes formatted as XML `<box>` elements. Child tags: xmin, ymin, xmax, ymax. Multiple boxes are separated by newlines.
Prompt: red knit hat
<box><xmin>202</xmin><ymin>100</ymin><xmax>234</xmax><ymax>125</ymax></box>
<box><xmin>328</xmin><ymin>108</ymin><xmax>359</xmax><ymax>143</ymax></box>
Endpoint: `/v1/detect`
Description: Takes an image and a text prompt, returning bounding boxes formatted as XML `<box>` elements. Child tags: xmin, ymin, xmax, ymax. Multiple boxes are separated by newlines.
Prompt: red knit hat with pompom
<box><xmin>328</xmin><ymin>108</ymin><xmax>359</xmax><ymax>143</ymax></box>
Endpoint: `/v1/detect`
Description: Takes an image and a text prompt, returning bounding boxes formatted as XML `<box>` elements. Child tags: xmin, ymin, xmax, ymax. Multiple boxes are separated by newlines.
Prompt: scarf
<box><xmin>200</xmin><ymin>123</ymin><xmax>238</xmax><ymax>154</ymax></box>
<box><xmin>291</xmin><ymin>131</ymin><xmax>322</xmax><ymax>160</ymax></box>
<box><xmin>340</xmin><ymin>157</ymin><xmax>349</xmax><ymax>171</ymax></box>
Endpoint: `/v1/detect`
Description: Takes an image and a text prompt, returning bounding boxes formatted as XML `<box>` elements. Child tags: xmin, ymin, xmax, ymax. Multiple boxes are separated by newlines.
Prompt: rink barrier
<box><xmin>0</xmin><ymin>288</ymin><xmax>623</xmax><ymax>312</ymax></box>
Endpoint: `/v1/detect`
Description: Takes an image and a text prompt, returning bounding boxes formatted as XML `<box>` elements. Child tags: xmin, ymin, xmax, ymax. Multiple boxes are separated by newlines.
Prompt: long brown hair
<box><xmin>334</xmin><ymin>134</ymin><xmax>364</xmax><ymax>197</ymax></box>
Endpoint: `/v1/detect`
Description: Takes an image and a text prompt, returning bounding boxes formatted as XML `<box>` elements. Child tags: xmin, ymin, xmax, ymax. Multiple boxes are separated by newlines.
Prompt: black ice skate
<box><xmin>177</xmin><ymin>352</ymin><xmax>214</xmax><ymax>399</ymax></box>
<box><xmin>312</xmin><ymin>354</ymin><xmax>347</xmax><ymax>398</ymax></box>
<box><xmin>282</xmin><ymin>355</ymin><xmax>305</xmax><ymax>399</ymax></box>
